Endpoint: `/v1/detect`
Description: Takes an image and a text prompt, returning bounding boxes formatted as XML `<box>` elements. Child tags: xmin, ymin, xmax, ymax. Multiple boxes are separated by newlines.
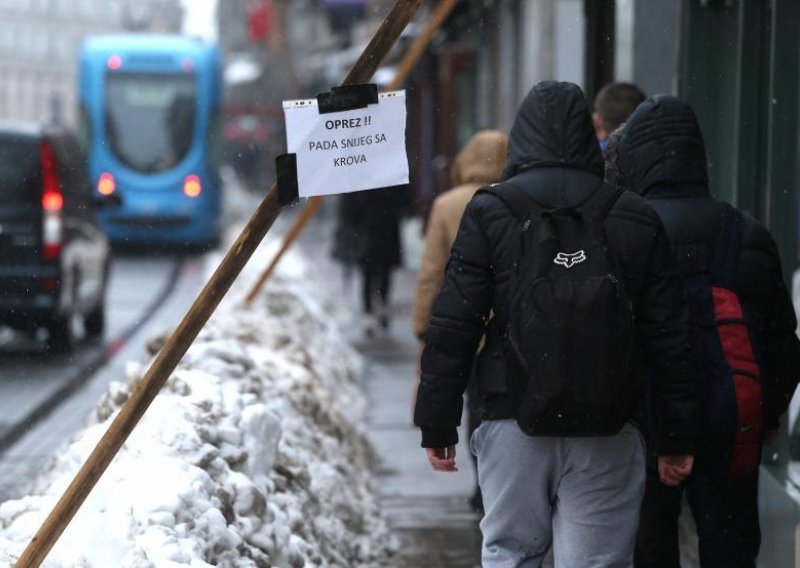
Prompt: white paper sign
<box><xmin>283</xmin><ymin>90</ymin><xmax>409</xmax><ymax>197</ymax></box>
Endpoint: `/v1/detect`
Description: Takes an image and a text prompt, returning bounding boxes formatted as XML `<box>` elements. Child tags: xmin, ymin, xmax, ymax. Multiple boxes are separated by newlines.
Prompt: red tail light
<box><xmin>42</xmin><ymin>242</ymin><xmax>60</xmax><ymax>262</ymax></box>
<box><xmin>40</xmin><ymin>142</ymin><xmax>61</xmax><ymax>207</ymax></box>
<box><xmin>98</xmin><ymin>172</ymin><xmax>116</xmax><ymax>195</ymax></box>
<box><xmin>183</xmin><ymin>174</ymin><xmax>202</xmax><ymax>198</ymax></box>
<box><xmin>40</xmin><ymin>141</ymin><xmax>63</xmax><ymax>261</ymax></box>
<box><xmin>42</xmin><ymin>192</ymin><xmax>63</xmax><ymax>211</ymax></box>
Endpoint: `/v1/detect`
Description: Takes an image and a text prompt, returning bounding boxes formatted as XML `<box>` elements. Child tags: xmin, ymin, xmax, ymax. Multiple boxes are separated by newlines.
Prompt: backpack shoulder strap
<box><xmin>476</xmin><ymin>182</ymin><xmax>546</xmax><ymax>222</ymax></box>
<box><xmin>710</xmin><ymin>202</ymin><xmax>743</xmax><ymax>289</ymax></box>
<box><xmin>478</xmin><ymin>180</ymin><xmax>620</xmax><ymax>225</ymax></box>
<box><xmin>577</xmin><ymin>181</ymin><xmax>623</xmax><ymax>221</ymax></box>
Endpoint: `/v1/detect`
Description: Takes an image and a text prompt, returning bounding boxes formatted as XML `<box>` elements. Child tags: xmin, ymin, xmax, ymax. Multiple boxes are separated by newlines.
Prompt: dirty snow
<box><xmin>0</xmin><ymin>233</ymin><xmax>396</xmax><ymax>567</ymax></box>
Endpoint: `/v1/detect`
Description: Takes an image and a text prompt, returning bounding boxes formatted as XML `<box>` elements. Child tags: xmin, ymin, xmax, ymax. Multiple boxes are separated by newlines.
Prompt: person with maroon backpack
<box><xmin>613</xmin><ymin>95</ymin><xmax>800</xmax><ymax>567</ymax></box>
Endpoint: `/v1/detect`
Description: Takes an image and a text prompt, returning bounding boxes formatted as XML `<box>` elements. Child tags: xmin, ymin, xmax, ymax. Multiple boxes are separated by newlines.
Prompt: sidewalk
<box><xmin>293</xmin><ymin>207</ymin><xmax>482</xmax><ymax>566</ymax></box>
<box><xmin>352</xmin><ymin>267</ymin><xmax>482</xmax><ymax>567</ymax></box>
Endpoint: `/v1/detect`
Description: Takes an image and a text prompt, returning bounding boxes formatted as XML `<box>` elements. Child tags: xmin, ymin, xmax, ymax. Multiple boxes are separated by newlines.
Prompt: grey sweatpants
<box><xmin>470</xmin><ymin>420</ymin><xmax>645</xmax><ymax>568</ymax></box>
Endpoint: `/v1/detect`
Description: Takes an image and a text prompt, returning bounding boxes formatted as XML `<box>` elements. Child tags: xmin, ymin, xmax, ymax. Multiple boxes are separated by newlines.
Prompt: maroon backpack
<box><xmin>685</xmin><ymin>203</ymin><xmax>763</xmax><ymax>477</ymax></box>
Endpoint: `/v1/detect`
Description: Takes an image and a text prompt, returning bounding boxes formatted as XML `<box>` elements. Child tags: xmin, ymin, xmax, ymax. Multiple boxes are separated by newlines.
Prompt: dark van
<box><xmin>0</xmin><ymin>122</ymin><xmax>110</xmax><ymax>352</ymax></box>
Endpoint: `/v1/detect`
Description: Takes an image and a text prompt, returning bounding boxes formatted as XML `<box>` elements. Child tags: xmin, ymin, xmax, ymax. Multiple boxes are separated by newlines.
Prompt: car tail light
<box><xmin>183</xmin><ymin>174</ymin><xmax>202</xmax><ymax>198</ymax></box>
<box><xmin>40</xmin><ymin>141</ymin><xmax>63</xmax><ymax>261</ymax></box>
<box><xmin>98</xmin><ymin>172</ymin><xmax>115</xmax><ymax>196</ymax></box>
<box><xmin>42</xmin><ymin>191</ymin><xmax>63</xmax><ymax>211</ymax></box>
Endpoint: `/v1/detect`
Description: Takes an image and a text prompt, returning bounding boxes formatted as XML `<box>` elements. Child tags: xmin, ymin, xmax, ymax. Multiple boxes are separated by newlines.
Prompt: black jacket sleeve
<box><xmin>753</xmin><ymin>233</ymin><xmax>800</xmax><ymax>430</ymax></box>
<box><xmin>414</xmin><ymin>201</ymin><xmax>493</xmax><ymax>447</ymax></box>
<box><xmin>638</xmin><ymin>224</ymin><xmax>701</xmax><ymax>455</ymax></box>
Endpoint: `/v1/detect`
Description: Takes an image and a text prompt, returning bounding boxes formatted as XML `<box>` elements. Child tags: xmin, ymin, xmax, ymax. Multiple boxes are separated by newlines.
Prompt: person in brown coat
<box><xmin>412</xmin><ymin>129</ymin><xmax>507</xmax><ymax>512</ymax></box>
<box><xmin>413</xmin><ymin>130</ymin><xmax>508</xmax><ymax>337</ymax></box>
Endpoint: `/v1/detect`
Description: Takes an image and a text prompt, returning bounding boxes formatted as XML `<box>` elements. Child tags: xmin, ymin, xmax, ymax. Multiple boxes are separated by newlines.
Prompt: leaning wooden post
<box><xmin>14</xmin><ymin>2</ymin><xmax>420</xmax><ymax>566</ymax></box>
<box><xmin>243</xmin><ymin>0</ymin><xmax>460</xmax><ymax>306</ymax></box>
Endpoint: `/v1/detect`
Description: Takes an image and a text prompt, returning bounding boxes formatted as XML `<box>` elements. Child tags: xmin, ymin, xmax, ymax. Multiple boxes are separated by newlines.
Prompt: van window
<box><xmin>0</xmin><ymin>134</ymin><xmax>41</xmax><ymax>204</ymax></box>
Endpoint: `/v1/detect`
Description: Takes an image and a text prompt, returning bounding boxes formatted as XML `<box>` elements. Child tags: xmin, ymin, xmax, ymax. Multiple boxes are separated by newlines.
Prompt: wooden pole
<box><xmin>14</xmin><ymin>1</ymin><xmax>421</xmax><ymax>565</ymax></box>
<box><xmin>243</xmin><ymin>0</ymin><xmax>460</xmax><ymax>306</ymax></box>
<box><xmin>391</xmin><ymin>0</ymin><xmax>460</xmax><ymax>90</ymax></box>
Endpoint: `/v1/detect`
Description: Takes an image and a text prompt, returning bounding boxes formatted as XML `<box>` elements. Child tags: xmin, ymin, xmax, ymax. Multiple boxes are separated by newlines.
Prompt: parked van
<box><xmin>0</xmin><ymin>122</ymin><xmax>110</xmax><ymax>352</ymax></box>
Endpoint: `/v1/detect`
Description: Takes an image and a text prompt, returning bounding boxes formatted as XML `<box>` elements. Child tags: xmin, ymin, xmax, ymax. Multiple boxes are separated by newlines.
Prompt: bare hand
<box><xmin>658</xmin><ymin>455</ymin><xmax>694</xmax><ymax>486</ymax></box>
<box><xmin>426</xmin><ymin>446</ymin><xmax>458</xmax><ymax>472</ymax></box>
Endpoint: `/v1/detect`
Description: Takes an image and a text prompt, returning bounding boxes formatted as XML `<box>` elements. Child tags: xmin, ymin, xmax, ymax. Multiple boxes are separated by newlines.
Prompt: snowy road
<box><xmin>0</xmin><ymin>253</ymin><xmax>208</xmax><ymax>501</ymax></box>
<box><xmin>0</xmin><ymin>173</ymin><xmax>267</xmax><ymax>504</ymax></box>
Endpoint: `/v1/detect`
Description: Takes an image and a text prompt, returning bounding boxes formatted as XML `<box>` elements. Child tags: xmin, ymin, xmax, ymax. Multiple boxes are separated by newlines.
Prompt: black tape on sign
<box><xmin>317</xmin><ymin>84</ymin><xmax>378</xmax><ymax>114</ymax></box>
<box><xmin>275</xmin><ymin>153</ymin><xmax>299</xmax><ymax>206</ymax></box>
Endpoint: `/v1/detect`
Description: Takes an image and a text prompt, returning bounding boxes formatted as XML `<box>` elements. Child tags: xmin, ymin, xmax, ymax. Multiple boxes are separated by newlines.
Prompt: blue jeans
<box><xmin>470</xmin><ymin>420</ymin><xmax>645</xmax><ymax>567</ymax></box>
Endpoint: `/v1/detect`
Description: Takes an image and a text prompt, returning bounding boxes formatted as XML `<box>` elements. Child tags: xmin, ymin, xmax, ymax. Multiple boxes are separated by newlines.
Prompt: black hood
<box><xmin>618</xmin><ymin>95</ymin><xmax>709</xmax><ymax>197</ymax></box>
<box><xmin>502</xmin><ymin>81</ymin><xmax>604</xmax><ymax>180</ymax></box>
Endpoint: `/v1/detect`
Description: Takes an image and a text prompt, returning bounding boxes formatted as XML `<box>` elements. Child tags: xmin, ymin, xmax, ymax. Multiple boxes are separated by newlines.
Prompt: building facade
<box><xmin>0</xmin><ymin>0</ymin><xmax>182</xmax><ymax>126</ymax></box>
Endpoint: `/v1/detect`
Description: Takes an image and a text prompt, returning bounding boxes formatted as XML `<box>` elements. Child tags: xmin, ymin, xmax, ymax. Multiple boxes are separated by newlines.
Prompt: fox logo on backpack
<box><xmin>478</xmin><ymin>181</ymin><xmax>635</xmax><ymax>436</ymax></box>
<box><xmin>553</xmin><ymin>250</ymin><xmax>587</xmax><ymax>269</ymax></box>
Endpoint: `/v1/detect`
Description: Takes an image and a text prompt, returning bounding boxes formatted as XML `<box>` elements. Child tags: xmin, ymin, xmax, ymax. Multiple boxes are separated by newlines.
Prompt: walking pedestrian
<box><xmin>614</xmin><ymin>95</ymin><xmax>800</xmax><ymax>567</ymax></box>
<box><xmin>331</xmin><ymin>185</ymin><xmax>407</xmax><ymax>337</ymax></box>
<box><xmin>414</xmin><ymin>81</ymin><xmax>699</xmax><ymax>566</ymax></box>
<box><xmin>592</xmin><ymin>82</ymin><xmax>645</xmax><ymax>151</ymax></box>
<box><xmin>412</xmin><ymin>129</ymin><xmax>507</xmax><ymax>511</ymax></box>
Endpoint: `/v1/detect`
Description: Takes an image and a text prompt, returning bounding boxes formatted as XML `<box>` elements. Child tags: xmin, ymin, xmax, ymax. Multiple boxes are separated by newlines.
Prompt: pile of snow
<box><xmin>0</xmin><ymin>244</ymin><xmax>396</xmax><ymax>567</ymax></box>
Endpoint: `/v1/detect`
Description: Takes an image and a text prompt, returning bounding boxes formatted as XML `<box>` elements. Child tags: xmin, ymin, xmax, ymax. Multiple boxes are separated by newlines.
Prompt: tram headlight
<box><xmin>98</xmin><ymin>172</ymin><xmax>116</xmax><ymax>196</ymax></box>
<box><xmin>183</xmin><ymin>174</ymin><xmax>202</xmax><ymax>198</ymax></box>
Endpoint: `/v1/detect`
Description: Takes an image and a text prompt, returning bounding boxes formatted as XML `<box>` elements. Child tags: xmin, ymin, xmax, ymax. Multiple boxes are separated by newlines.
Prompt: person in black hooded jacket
<box><xmin>615</xmin><ymin>95</ymin><xmax>800</xmax><ymax>567</ymax></box>
<box><xmin>413</xmin><ymin>81</ymin><xmax>700</xmax><ymax>566</ymax></box>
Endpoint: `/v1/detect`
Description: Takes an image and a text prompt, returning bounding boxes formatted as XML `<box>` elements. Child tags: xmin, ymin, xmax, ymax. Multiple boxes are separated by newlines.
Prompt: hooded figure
<box><xmin>617</xmin><ymin>95</ymin><xmax>800</xmax><ymax>568</ymax></box>
<box><xmin>413</xmin><ymin>81</ymin><xmax>699</xmax><ymax>566</ymax></box>
<box><xmin>412</xmin><ymin>129</ymin><xmax>508</xmax><ymax>337</ymax></box>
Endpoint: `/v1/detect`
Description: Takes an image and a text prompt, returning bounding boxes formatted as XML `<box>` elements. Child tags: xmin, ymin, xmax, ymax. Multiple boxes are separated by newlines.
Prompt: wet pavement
<box><xmin>293</xmin><ymin>206</ymin><xmax>482</xmax><ymax>567</ymax></box>
<box><xmin>354</xmin><ymin>268</ymin><xmax>482</xmax><ymax>568</ymax></box>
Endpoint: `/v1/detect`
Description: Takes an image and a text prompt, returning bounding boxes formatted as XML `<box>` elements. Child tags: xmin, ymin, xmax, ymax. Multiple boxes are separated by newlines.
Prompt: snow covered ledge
<box><xmin>0</xmin><ymin>245</ymin><xmax>396</xmax><ymax>567</ymax></box>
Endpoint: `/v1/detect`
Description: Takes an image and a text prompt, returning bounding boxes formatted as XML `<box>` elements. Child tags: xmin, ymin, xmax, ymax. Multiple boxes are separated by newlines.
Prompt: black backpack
<box><xmin>479</xmin><ymin>181</ymin><xmax>635</xmax><ymax>436</ymax></box>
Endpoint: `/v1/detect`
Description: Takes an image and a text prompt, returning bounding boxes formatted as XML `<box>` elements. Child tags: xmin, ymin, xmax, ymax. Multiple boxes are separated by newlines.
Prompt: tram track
<box><xmin>0</xmin><ymin>256</ymin><xmax>186</xmax><ymax>453</ymax></box>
